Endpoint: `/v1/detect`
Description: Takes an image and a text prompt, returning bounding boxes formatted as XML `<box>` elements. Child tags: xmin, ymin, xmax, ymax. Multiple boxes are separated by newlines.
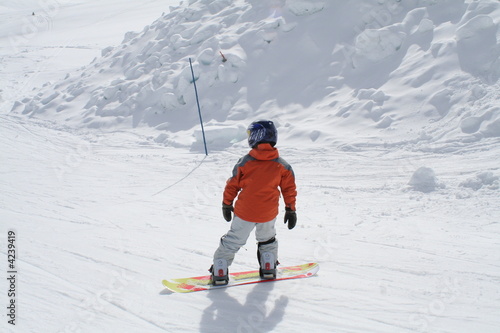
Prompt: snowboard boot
<box><xmin>257</xmin><ymin>237</ymin><xmax>278</xmax><ymax>279</ymax></box>
<box><xmin>210</xmin><ymin>259</ymin><xmax>229</xmax><ymax>286</ymax></box>
<box><xmin>259</xmin><ymin>251</ymin><xmax>277</xmax><ymax>280</ymax></box>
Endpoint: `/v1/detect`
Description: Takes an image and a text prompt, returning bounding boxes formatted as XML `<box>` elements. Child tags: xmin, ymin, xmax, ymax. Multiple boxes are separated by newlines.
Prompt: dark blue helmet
<box><xmin>247</xmin><ymin>120</ymin><xmax>277</xmax><ymax>148</ymax></box>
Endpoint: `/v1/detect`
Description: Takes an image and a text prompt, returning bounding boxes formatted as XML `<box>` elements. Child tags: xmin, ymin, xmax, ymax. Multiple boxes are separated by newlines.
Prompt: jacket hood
<box><xmin>249</xmin><ymin>143</ymin><xmax>279</xmax><ymax>161</ymax></box>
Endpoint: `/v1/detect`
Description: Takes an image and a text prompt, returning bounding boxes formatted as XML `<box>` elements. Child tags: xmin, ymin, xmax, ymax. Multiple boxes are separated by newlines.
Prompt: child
<box><xmin>211</xmin><ymin>120</ymin><xmax>297</xmax><ymax>285</ymax></box>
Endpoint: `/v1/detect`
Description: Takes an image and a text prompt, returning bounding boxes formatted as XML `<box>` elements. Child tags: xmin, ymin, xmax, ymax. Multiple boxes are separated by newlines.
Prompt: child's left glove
<box><xmin>284</xmin><ymin>207</ymin><xmax>297</xmax><ymax>230</ymax></box>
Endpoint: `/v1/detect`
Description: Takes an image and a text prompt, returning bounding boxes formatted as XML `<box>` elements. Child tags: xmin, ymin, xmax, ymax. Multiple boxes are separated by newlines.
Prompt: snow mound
<box><xmin>456</xmin><ymin>14</ymin><xmax>500</xmax><ymax>82</ymax></box>
<box><xmin>460</xmin><ymin>171</ymin><xmax>499</xmax><ymax>191</ymax></box>
<box><xmin>408</xmin><ymin>167</ymin><xmax>444</xmax><ymax>193</ymax></box>
<box><xmin>11</xmin><ymin>0</ymin><xmax>500</xmax><ymax>151</ymax></box>
<box><xmin>287</xmin><ymin>0</ymin><xmax>324</xmax><ymax>16</ymax></box>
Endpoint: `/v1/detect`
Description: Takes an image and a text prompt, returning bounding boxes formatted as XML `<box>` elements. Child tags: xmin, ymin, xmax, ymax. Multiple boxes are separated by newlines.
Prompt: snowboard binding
<box><xmin>257</xmin><ymin>237</ymin><xmax>278</xmax><ymax>279</ymax></box>
<box><xmin>210</xmin><ymin>259</ymin><xmax>229</xmax><ymax>286</ymax></box>
<box><xmin>259</xmin><ymin>251</ymin><xmax>277</xmax><ymax>280</ymax></box>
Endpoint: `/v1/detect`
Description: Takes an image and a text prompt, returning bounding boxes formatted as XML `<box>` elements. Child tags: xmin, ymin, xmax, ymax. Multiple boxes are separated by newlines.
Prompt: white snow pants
<box><xmin>213</xmin><ymin>215</ymin><xmax>278</xmax><ymax>266</ymax></box>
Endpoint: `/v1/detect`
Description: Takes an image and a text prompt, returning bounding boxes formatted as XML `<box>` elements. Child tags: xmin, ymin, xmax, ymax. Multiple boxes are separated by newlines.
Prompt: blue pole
<box><xmin>189</xmin><ymin>58</ymin><xmax>208</xmax><ymax>155</ymax></box>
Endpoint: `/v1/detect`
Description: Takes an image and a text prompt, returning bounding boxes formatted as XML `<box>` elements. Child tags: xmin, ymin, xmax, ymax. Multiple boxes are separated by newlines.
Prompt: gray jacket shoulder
<box><xmin>273</xmin><ymin>157</ymin><xmax>295</xmax><ymax>176</ymax></box>
<box><xmin>231</xmin><ymin>154</ymin><xmax>255</xmax><ymax>177</ymax></box>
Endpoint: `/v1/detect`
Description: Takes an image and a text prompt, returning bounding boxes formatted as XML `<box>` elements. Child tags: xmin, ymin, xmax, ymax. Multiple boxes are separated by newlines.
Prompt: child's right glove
<box><xmin>222</xmin><ymin>203</ymin><xmax>234</xmax><ymax>222</ymax></box>
<box><xmin>284</xmin><ymin>207</ymin><xmax>297</xmax><ymax>230</ymax></box>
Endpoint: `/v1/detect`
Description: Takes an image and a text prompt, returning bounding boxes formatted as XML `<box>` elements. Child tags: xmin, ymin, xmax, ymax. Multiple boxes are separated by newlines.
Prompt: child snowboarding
<box><xmin>211</xmin><ymin>120</ymin><xmax>297</xmax><ymax>285</ymax></box>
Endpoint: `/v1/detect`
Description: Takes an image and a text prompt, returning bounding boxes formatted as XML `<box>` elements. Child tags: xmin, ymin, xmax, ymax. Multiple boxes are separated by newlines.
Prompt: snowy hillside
<box><xmin>11</xmin><ymin>0</ymin><xmax>500</xmax><ymax>150</ymax></box>
<box><xmin>1</xmin><ymin>0</ymin><xmax>500</xmax><ymax>332</ymax></box>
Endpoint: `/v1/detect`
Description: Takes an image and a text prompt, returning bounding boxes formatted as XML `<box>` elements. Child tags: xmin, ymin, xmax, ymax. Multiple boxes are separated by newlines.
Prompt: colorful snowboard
<box><xmin>162</xmin><ymin>262</ymin><xmax>319</xmax><ymax>293</ymax></box>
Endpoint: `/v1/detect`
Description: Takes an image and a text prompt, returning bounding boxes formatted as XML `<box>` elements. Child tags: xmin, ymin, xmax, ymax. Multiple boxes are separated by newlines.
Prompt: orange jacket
<box><xmin>223</xmin><ymin>143</ymin><xmax>297</xmax><ymax>222</ymax></box>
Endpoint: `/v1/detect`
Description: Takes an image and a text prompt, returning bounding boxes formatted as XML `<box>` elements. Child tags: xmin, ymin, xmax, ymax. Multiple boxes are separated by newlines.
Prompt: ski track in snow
<box><xmin>1</xmin><ymin>0</ymin><xmax>500</xmax><ymax>332</ymax></box>
<box><xmin>1</xmin><ymin>112</ymin><xmax>499</xmax><ymax>332</ymax></box>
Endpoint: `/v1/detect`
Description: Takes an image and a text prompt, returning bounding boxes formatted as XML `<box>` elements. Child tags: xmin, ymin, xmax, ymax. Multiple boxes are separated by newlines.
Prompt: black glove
<box><xmin>284</xmin><ymin>207</ymin><xmax>297</xmax><ymax>230</ymax></box>
<box><xmin>222</xmin><ymin>203</ymin><xmax>234</xmax><ymax>222</ymax></box>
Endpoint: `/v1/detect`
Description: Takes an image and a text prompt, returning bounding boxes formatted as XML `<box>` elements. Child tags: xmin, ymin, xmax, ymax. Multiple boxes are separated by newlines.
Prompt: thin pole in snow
<box><xmin>189</xmin><ymin>58</ymin><xmax>208</xmax><ymax>156</ymax></box>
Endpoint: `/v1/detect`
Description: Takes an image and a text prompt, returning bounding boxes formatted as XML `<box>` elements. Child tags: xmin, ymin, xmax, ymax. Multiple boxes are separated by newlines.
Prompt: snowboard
<box><xmin>162</xmin><ymin>262</ymin><xmax>319</xmax><ymax>293</ymax></box>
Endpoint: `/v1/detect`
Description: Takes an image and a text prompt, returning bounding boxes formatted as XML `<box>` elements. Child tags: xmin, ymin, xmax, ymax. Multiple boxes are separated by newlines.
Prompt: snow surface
<box><xmin>1</xmin><ymin>0</ymin><xmax>500</xmax><ymax>332</ymax></box>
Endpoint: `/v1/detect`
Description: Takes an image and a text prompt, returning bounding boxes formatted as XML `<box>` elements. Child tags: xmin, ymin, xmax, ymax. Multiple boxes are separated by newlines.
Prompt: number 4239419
<box><xmin>8</xmin><ymin>231</ymin><xmax>16</xmax><ymax>270</ymax></box>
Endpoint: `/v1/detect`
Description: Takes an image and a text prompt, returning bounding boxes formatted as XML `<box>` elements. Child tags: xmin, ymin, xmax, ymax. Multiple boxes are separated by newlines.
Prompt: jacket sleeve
<box><xmin>280</xmin><ymin>167</ymin><xmax>297</xmax><ymax>211</ymax></box>
<box><xmin>223</xmin><ymin>159</ymin><xmax>242</xmax><ymax>205</ymax></box>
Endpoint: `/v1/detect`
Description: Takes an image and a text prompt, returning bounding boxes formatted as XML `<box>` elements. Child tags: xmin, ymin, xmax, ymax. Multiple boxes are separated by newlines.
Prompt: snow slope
<box><xmin>9</xmin><ymin>0</ymin><xmax>500</xmax><ymax>151</ymax></box>
<box><xmin>1</xmin><ymin>0</ymin><xmax>500</xmax><ymax>332</ymax></box>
